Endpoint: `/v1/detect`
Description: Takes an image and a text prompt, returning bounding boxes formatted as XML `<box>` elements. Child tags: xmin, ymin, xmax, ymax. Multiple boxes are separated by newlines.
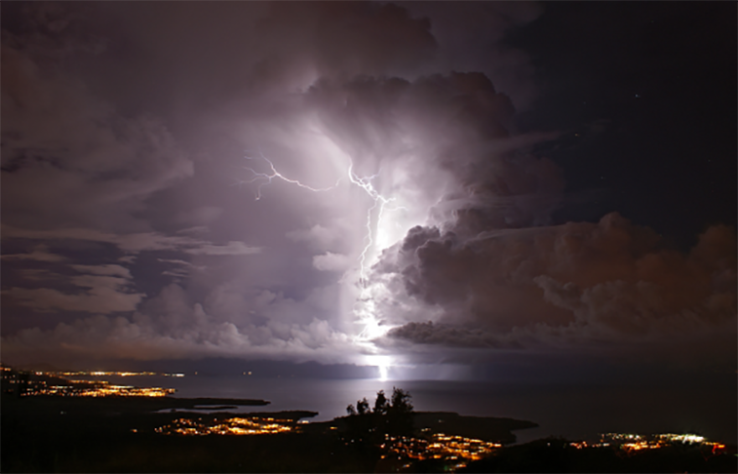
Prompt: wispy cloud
<box><xmin>2</xmin><ymin>225</ymin><xmax>261</xmax><ymax>256</ymax></box>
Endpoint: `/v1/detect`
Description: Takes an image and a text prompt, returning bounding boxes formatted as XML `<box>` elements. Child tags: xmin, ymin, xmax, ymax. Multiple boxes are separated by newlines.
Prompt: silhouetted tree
<box><xmin>373</xmin><ymin>390</ymin><xmax>388</xmax><ymax>416</ymax></box>
<box><xmin>389</xmin><ymin>387</ymin><xmax>412</xmax><ymax>412</ymax></box>
<box><xmin>356</xmin><ymin>397</ymin><xmax>370</xmax><ymax>415</ymax></box>
<box><xmin>345</xmin><ymin>387</ymin><xmax>415</xmax><ymax>443</ymax></box>
<box><xmin>387</xmin><ymin>387</ymin><xmax>413</xmax><ymax>436</ymax></box>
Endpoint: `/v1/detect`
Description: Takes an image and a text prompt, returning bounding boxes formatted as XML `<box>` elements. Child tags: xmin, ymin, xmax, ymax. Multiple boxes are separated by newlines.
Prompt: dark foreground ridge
<box><xmin>414</xmin><ymin>412</ymin><xmax>538</xmax><ymax>444</ymax></box>
<box><xmin>1</xmin><ymin>392</ymin><xmax>533</xmax><ymax>472</ymax></box>
<box><xmin>0</xmin><ymin>382</ymin><xmax>738</xmax><ymax>474</ymax></box>
<box><xmin>318</xmin><ymin>411</ymin><xmax>537</xmax><ymax>445</ymax></box>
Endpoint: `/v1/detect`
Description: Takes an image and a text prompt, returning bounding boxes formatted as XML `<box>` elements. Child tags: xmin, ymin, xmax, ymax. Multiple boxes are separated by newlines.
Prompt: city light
<box><xmin>1</xmin><ymin>366</ymin><xmax>180</xmax><ymax>398</ymax></box>
<box><xmin>568</xmin><ymin>432</ymin><xmax>728</xmax><ymax>454</ymax></box>
<box><xmin>156</xmin><ymin>417</ymin><xmax>296</xmax><ymax>436</ymax></box>
<box><xmin>378</xmin><ymin>432</ymin><xmax>502</xmax><ymax>470</ymax></box>
<box><xmin>27</xmin><ymin>385</ymin><xmax>175</xmax><ymax>397</ymax></box>
<box><xmin>53</xmin><ymin>371</ymin><xmax>184</xmax><ymax>377</ymax></box>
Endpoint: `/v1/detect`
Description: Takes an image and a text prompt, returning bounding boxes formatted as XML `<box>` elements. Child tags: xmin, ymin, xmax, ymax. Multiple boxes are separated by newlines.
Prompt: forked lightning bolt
<box><xmin>241</xmin><ymin>151</ymin><xmax>400</xmax><ymax>343</ymax></box>
<box><xmin>241</xmin><ymin>151</ymin><xmax>342</xmax><ymax>200</ymax></box>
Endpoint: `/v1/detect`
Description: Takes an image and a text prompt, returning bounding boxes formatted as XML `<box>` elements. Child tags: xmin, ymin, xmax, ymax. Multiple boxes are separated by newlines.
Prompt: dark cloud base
<box><xmin>377</xmin><ymin>213</ymin><xmax>735</xmax><ymax>369</ymax></box>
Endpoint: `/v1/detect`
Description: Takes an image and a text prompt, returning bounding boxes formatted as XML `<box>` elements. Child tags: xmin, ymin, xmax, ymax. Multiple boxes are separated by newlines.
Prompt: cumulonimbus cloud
<box><xmin>373</xmin><ymin>213</ymin><xmax>736</xmax><ymax>363</ymax></box>
<box><xmin>1</xmin><ymin>2</ymin><xmax>733</xmax><ymax>372</ymax></box>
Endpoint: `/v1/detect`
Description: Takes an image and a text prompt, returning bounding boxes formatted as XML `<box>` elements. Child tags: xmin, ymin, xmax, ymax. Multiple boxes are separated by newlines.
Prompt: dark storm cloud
<box><xmin>258</xmin><ymin>2</ymin><xmax>438</xmax><ymax>79</ymax></box>
<box><xmin>1</xmin><ymin>37</ymin><xmax>194</xmax><ymax>231</ymax></box>
<box><xmin>305</xmin><ymin>71</ymin><xmax>560</xmax><ymax>229</ymax></box>
<box><xmin>2</xmin><ymin>261</ymin><xmax>144</xmax><ymax>315</ymax></box>
<box><xmin>404</xmin><ymin>2</ymin><xmax>543</xmax><ymax>109</ymax></box>
<box><xmin>377</xmin><ymin>214</ymin><xmax>736</xmax><ymax>364</ymax></box>
<box><xmin>1</xmin><ymin>1</ymin><xmax>546</xmax><ymax>366</ymax></box>
<box><xmin>1</xmin><ymin>2</ymin><xmax>734</xmax><ymax>372</ymax></box>
<box><xmin>1</xmin><ymin>245</ymin><xmax>68</xmax><ymax>262</ymax></box>
<box><xmin>78</xmin><ymin>1</ymin><xmax>438</xmax><ymax>116</ymax></box>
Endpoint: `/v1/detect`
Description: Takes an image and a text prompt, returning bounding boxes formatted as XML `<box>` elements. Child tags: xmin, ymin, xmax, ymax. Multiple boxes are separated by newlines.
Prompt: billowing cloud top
<box><xmin>1</xmin><ymin>2</ymin><xmax>734</xmax><ymax>373</ymax></box>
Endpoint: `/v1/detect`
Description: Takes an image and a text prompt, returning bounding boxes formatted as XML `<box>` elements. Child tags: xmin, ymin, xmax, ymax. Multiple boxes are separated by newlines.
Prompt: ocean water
<box><xmin>107</xmin><ymin>375</ymin><xmax>737</xmax><ymax>445</ymax></box>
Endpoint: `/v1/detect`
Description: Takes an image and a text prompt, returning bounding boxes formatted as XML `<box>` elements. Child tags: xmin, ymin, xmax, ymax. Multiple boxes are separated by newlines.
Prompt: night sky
<box><xmin>1</xmin><ymin>2</ymin><xmax>735</xmax><ymax>384</ymax></box>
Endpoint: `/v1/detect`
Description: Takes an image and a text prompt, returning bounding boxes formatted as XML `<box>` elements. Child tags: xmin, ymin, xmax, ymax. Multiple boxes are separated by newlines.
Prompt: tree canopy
<box><xmin>346</xmin><ymin>387</ymin><xmax>414</xmax><ymax>438</ymax></box>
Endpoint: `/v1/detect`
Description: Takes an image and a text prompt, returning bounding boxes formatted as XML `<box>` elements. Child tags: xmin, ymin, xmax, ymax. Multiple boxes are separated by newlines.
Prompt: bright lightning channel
<box><xmin>346</xmin><ymin>164</ymin><xmax>397</xmax><ymax>284</ymax></box>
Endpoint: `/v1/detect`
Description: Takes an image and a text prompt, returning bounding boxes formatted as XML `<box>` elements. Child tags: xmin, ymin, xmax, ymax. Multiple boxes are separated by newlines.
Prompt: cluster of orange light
<box><xmin>381</xmin><ymin>432</ymin><xmax>501</xmax><ymax>468</ymax></box>
<box><xmin>156</xmin><ymin>417</ymin><xmax>295</xmax><ymax>436</ymax></box>
<box><xmin>51</xmin><ymin>371</ymin><xmax>183</xmax><ymax>377</ymax></box>
<box><xmin>570</xmin><ymin>433</ymin><xmax>727</xmax><ymax>454</ymax></box>
<box><xmin>621</xmin><ymin>440</ymin><xmax>663</xmax><ymax>451</ymax></box>
<box><xmin>27</xmin><ymin>385</ymin><xmax>175</xmax><ymax>397</ymax></box>
<box><xmin>427</xmin><ymin>433</ymin><xmax>502</xmax><ymax>461</ymax></box>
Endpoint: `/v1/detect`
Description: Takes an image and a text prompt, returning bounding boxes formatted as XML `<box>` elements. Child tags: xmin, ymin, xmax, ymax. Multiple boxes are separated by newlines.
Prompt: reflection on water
<box><xmin>107</xmin><ymin>375</ymin><xmax>735</xmax><ymax>444</ymax></box>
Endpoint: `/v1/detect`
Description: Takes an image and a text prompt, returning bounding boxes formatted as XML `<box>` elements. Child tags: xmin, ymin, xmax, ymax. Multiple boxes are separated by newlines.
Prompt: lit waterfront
<box><xmin>568</xmin><ymin>432</ymin><xmax>727</xmax><ymax>454</ymax></box>
<box><xmin>153</xmin><ymin>415</ymin><xmax>504</xmax><ymax>471</ymax></box>
<box><xmin>2</xmin><ymin>365</ymin><xmax>178</xmax><ymax>398</ymax></box>
<box><xmin>156</xmin><ymin>416</ymin><xmax>296</xmax><ymax>436</ymax></box>
<box><xmin>380</xmin><ymin>431</ymin><xmax>503</xmax><ymax>470</ymax></box>
<box><xmin>0</xmin><ymin>366</ymin><xmax>738</xmax><ymax>444</ymax></box>
<box><xmin>28</xmin><ymin>384</ymin><xmax>176</xmax><ymax>397</ymax></box>
<box><xmin>53</xmin><ymin>371</ymin><xmax>185</xmax><ymax>378</ymax></box>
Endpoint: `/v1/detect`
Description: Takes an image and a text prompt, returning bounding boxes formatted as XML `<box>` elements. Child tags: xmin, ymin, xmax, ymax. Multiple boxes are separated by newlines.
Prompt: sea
<box><xmin>97</xmin><ymin>374</ymin><xmax>737</xmax><ymax>445</ymax></box>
